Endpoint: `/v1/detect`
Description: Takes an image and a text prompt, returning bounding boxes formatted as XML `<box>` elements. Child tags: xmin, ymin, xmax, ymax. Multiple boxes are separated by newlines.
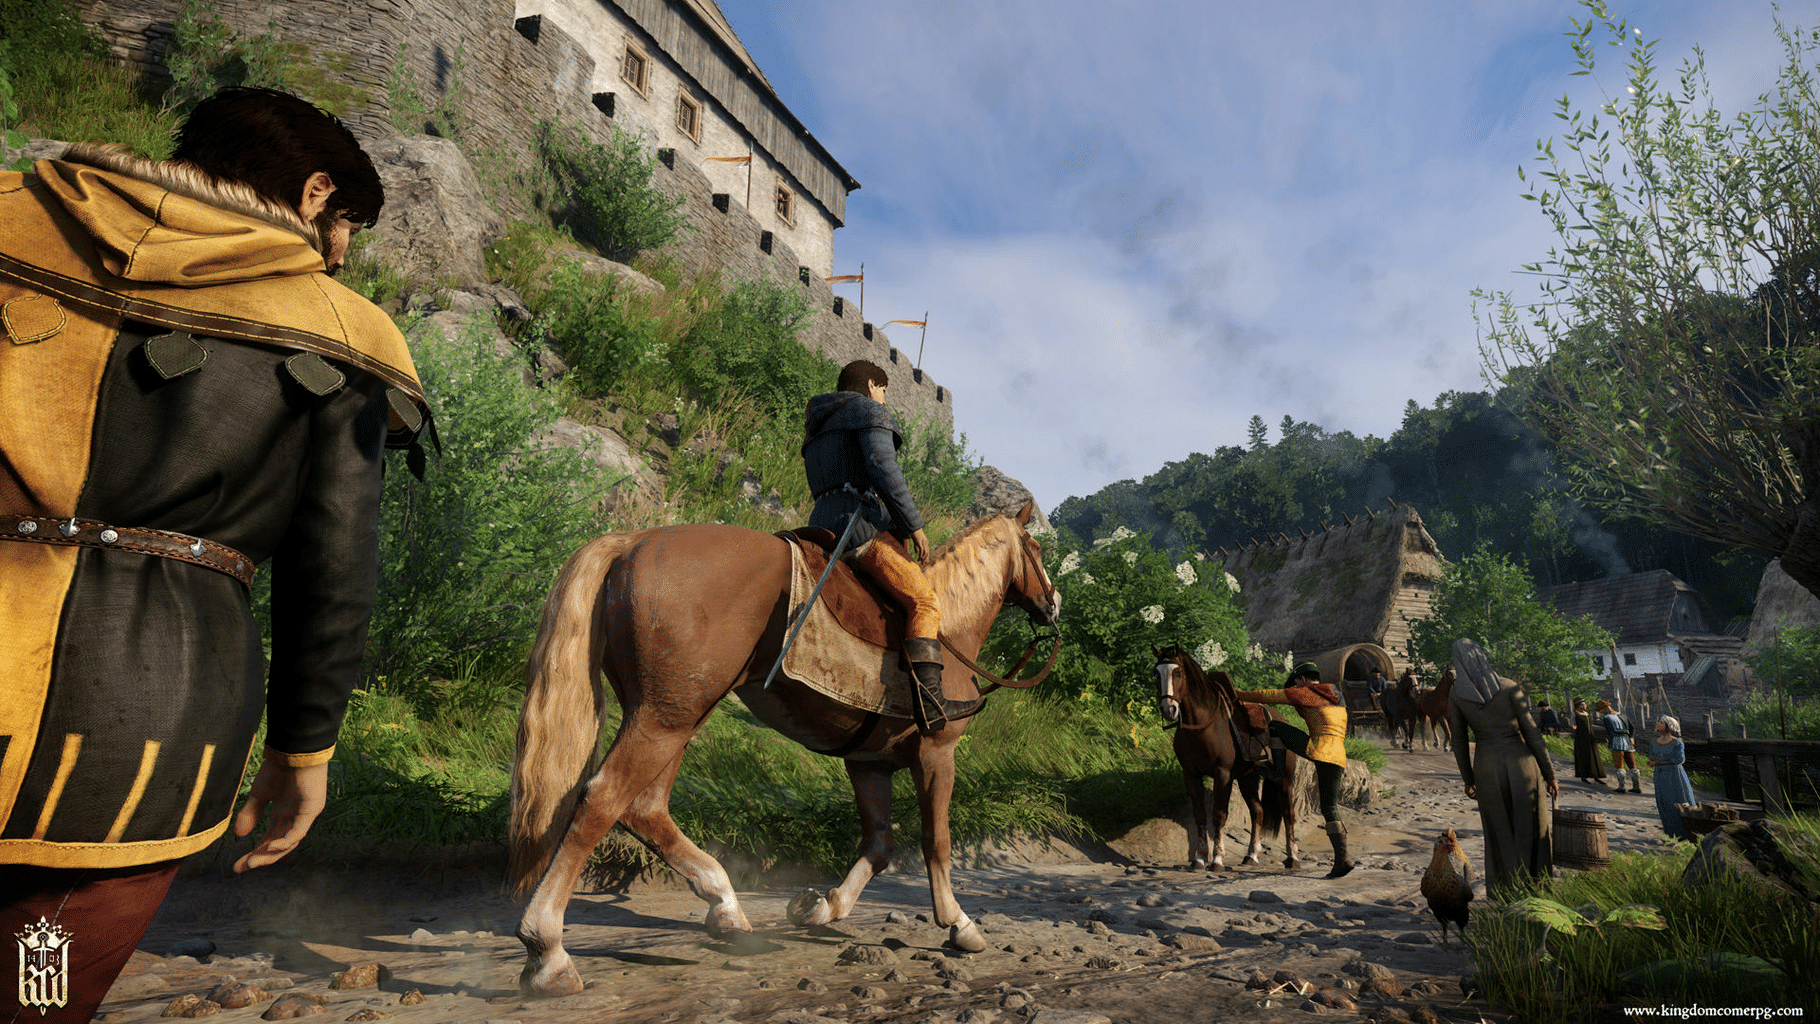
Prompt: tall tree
<box><xmin>1476</xmin><ymin>2</ymin><xmax>1820</xmax><ymax>601</ymax></box>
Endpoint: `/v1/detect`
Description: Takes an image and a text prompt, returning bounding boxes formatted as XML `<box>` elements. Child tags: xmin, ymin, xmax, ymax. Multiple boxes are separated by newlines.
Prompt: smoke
<box><xmin>1568</xmin><ymin>503</ymin><xmax>1632</xmax><ymax>578</ymax></box>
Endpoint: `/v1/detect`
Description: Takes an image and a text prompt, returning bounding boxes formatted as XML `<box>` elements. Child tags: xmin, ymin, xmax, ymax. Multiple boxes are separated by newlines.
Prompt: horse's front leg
<box><xmin>1281</xmin><ymin>759</ymin><xmax>1302</xmax><ymax>870</ymax></box>
<box><xmin>1183</xmin><ymin>766</ymin><xmax>1210</xmax><ymax>870</ymax></box>
<box><xmin>910</xmin><ymin>743</ymin><xmax>985</xmax><ymax>953</ymax></box>
<box><xmin>518</xmin><ymin>725</ymin><xmax>691</xmax><ymax>998</ymax></box>
<box><xmin>789</xmin><ymin>759</ymin><xmax>894</xmax><ymax>927</ymax></box>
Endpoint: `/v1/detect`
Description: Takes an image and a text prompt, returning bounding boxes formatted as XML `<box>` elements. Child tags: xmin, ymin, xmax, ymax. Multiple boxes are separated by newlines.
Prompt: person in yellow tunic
<box><xmin>1238</xmin><ymin>661</ymin><xmax>1354</xmax><ymax>877</ymax></box>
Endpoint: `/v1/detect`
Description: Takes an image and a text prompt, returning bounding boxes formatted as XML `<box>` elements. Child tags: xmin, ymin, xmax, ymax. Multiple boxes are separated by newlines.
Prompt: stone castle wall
<box><xmin>71</xmin><ymin>0</ymin><xmax>952</xmax><ymax>431</ymax></box>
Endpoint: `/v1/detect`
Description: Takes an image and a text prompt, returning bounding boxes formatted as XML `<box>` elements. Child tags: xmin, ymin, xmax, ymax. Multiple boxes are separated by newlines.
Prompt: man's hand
<box><xmin>1546</xmin><ymin>777</ymin><xmax>1560</xmax><ymax>802</ymax></box>
<box><xmin>231</xmin><ymin>760</ymin><xmax>328</xmax><ymax>873</ymax></box>
<box><xmin>910</xmin><ymin>528</ymin><xmax>931</xmax><ymax>565</ymax></box>
<box><xmin>1463</xmin><ymin>783</ymin><xmax>1476</xmax><ymax>799</ymax></box>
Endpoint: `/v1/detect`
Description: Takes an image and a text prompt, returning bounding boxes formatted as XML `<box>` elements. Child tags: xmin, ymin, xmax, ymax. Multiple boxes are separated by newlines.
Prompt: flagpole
<box><xmin>745</xmin><ymin>140</ymin><xmax>752</xmax><ymax>210</ymax></box>
<box><xmin>916</xmin><ymin>311</ymin><xmax>928</xmax><ymax>368</ymax></box>
<box><xmin>859</xmin><ymin>262</ymin><xmax>864</xmax><ymax>318</ymax></box>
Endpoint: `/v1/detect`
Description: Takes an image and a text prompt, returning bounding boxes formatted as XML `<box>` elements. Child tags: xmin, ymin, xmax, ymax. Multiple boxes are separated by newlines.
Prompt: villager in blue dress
<box><xmin>1647</xmin><ymin>716</ymin><xmax>1696</xmax><ymax>840</ymax></box>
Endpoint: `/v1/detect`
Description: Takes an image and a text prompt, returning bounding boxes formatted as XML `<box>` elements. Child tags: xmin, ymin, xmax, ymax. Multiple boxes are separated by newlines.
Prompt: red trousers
<box><xmin>1</xmin><ymin>861</ymin><xmax>179</xmax><ymax>1024</ymax></box>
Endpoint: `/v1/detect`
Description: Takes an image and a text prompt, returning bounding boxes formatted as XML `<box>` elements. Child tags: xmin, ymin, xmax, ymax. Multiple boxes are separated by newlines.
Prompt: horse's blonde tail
<box><xmin>508</xmin><ymin>532</ymin><xmax>633</xmax><ymax>899</ymax></box>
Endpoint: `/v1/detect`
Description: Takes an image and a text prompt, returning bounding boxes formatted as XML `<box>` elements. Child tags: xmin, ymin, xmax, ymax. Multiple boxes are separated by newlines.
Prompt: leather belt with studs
<box><xmin>0</xmin><ymin>513</ymin><xmax>255</xmax><ymax>589</ymax></box>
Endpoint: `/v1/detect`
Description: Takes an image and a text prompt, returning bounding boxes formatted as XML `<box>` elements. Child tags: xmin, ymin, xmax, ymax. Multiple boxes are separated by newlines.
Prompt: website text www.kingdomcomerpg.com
<box><xmin>1626</xmin><ymin>1008</ymin><xmax>1805</xmax><ymax>1020</ymax></box>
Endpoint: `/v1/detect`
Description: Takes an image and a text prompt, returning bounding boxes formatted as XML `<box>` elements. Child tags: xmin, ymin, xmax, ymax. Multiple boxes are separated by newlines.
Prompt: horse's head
<box><xmin>1153</xmin><ymin>644</ymin><xmax>1191</xmax><ymax>724</ymax></box>
<box><xmin>1005</xmin><ymin>501</ymin><xmax>1061</xmax><ymax>628</ymax></box>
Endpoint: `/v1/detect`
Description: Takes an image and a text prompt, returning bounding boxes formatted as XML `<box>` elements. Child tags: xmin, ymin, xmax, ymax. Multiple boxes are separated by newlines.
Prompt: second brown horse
<box><xmin>1153</xmin><ymin>646</ymin><xmax>1301</xmax><ymax>870</ymax></box>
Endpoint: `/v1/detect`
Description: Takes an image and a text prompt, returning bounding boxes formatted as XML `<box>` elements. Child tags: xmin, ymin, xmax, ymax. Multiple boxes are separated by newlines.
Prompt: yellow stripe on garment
<box><xmin>177</xmin><ymin>743</ymin><xmax>216</xmax><ymax>836</ymax></box>
<box><xmin>30</xmin><ymin>733</ymin><xmax>82</xmax><ymax>840</ymax></box>
<box><xmin>105</xmin><ymin>739</ymin><xmax>161</xmax><ymax>842</ymax></box>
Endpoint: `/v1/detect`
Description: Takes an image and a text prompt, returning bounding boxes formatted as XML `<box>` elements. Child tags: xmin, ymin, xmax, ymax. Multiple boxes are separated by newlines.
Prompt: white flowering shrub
<box><xmin>980</xmin><ymin>524</ymin><xmax>1277</xmax><ymax>705</ymax></box>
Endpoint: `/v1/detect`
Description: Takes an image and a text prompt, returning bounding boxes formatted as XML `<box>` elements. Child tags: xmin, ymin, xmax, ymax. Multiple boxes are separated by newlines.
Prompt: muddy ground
<box><xmin>98</xmin><ymin>741</ymin><xmax>1684</xmax><ymax>1024</ymax></box>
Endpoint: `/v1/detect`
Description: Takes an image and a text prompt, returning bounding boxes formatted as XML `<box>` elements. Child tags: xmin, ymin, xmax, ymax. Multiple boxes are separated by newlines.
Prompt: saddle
<box><xmin>775</xmin><ymin>527</ymin><xmax>906</xmax><ymax>650</ymax></box>
<box><xmin>769</xmin><ymin>529</ymin><xmax>930</xmax><ymax>719</ymax></box>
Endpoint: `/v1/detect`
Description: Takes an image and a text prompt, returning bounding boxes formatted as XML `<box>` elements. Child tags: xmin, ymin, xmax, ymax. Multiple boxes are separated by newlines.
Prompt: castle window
<box><xmin>621</xmin><ymin>43</ymin><xmax>650</xmax><ymax>97</ymax></box>
<box><xmin>1624</xmin><ymin>652</ymin><xmax>1637</xmax><ymax>666</ymax></box>
<box><xmin>675</xmin><ymin>92</ymin><xmax>702</xmax><ymax>141</ymax></box>
<box><xmin>1594</xmin><ymin>655</ymin><xmax>1605</xmax><ymax>673</ymax></box>
<box><xmin>775</xmin><ymin>182</ymin><xmax>795</xmax><ymax>225</ymax></box>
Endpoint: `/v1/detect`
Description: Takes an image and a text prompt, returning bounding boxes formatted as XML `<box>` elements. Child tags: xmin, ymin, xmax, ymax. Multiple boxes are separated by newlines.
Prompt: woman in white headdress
<box><xmin>1647</xmin><ymin>716</ymin><xmax>1696</xmax><ymax>839</ymax></box>
<box><xmin>1447</xmin><ymin>638</ymin><xmax>1559</xmax><ymax>894</ymax></box>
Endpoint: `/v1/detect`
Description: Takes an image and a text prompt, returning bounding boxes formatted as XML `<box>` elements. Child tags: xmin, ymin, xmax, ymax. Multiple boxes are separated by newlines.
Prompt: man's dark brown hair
<box><xmin>173</xmin><ymin>87</ymin><xmax>384</xmax><ymax>227</ymax></box>
<box><xmin>838</xmin><ymin>359</ymin><xmax>889</xmax><ymax>394</ymax></box>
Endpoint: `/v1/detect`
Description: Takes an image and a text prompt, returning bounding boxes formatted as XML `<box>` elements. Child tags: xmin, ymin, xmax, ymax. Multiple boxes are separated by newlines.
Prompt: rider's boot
<box><xmin>1259</xmin><ymin>737</ymin><xmax>1288</xmax><ymax>781</ymax></box>
<box><xmin>905</xmin><ymin>638</ymin><xmax>981</xmax><ymax>735</ymax></box>
<box><xmin>1324</xmin><ymin>820</ymin><xmax>1356</xmax><ymax>879</ymax></box>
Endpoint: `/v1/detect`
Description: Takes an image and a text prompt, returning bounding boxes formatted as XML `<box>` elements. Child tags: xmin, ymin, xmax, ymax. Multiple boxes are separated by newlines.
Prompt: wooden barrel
<box><xmin>1552</xmin><ymin>807</ymin><xmax>1610</xmax><ymax>870</ymax></box>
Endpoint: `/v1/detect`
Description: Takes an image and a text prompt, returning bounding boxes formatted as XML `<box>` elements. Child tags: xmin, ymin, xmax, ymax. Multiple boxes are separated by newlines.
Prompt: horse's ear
<box><xmin>1152</xmin><ymin>644</ymin><xmax>1162</xmax><ymax>658</ymax></box>
<box><xmin>1015</xmin><ymin>500</ymin><xmax>1035</xmax><ymax>526</ymax></box>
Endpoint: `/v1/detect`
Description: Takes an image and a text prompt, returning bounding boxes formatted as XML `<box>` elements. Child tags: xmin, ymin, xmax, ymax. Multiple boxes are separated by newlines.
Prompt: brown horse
<box><xmin>1153</xmin><ymin>647</ymin><xmax>1301</xmax><ymax>870</ymax></box>
<box><xmin>507</xmin><ymin>504</ymin><xmax>1060</xmax><ymax>998</ymax></box>
<box><xmin>1384</xmin><ymin>670</ymin><xmax>1421</xmax><ymax>750</ymax></box>
<box><xmin>1414</xmin><ymin>665</ymin><xmax>1456</xmax><ymax>751</ymax></box>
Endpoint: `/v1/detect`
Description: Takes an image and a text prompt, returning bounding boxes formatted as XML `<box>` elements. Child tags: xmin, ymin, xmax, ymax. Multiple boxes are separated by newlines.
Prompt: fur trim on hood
<box><xmin>59</xmin><ymin>141</ymin><xmax>325</xmax><ymax>257</ymax></box>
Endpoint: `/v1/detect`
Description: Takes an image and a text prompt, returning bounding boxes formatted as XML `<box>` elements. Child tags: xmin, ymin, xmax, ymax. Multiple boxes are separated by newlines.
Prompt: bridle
<box><xmin>1156</xmin><ymin>653</ymin><xmax>1227</xmax><ymax>732</ymax></box>
<box><xmin>939</xmin><ymin>527</ymin><xmax>1061</xmax><ymax>694</ymax></box>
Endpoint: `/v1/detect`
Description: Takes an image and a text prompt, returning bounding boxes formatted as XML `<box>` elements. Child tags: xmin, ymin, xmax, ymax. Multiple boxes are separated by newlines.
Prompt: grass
<box><xmin>1464</xmin><ymin>815</ymin><xmax>1820</xmax><ymax>1019</ymax></box>
<box><xmin>1</xmin><ymin>0</ymin><xmax>178</xmax><ymax>159</ymax></box>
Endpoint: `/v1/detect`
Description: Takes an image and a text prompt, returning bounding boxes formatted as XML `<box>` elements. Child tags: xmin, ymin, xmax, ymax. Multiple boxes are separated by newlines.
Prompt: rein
<box><xmin>941</xmin><ymin>625</ymin><xmax>1061</xmax><ymax>694</ymax></box>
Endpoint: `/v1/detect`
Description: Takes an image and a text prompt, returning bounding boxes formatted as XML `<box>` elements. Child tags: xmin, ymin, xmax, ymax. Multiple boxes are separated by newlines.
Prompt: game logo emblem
<box><xmin>16</xmin><ymin>917</ymin><xmax>71</xmax><ymax>1013</ymax></box>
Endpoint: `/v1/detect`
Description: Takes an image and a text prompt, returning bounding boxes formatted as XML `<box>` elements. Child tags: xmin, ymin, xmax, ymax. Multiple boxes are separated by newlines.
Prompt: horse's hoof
<box><xmin>1284</xmin><ymin>858</ymin><xmax>1302</xmax><ymax>870</ymax></box>
<box><xmin>1188</xmin><ymin>859</ymin><xmax>1208</xmax><ymax>871</ymax></box>
<box><xmin>946</xmin><ymin>915</ymin><xmax>987</xmax><ymax>954</ymax></box>
<box><xmin>786</xmin><ymin>888</ymin><xmax>833</xmax><ymax>927</ymax></box>
<box><xmin>706</xmin><ymin>904</ymin><xmax>754</xmax><ymax>939</ymax></box>
<box><xmin>519</xmin><ymin>958</ymin><xmax>584</xmax><ymax>999</ymax></box>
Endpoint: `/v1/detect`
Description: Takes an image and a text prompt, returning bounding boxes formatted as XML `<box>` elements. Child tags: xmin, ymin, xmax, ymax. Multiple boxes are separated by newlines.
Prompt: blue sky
<box><xmin>714</xmin><ymin>0</ymin><xmax>1793</xmax><ymax>516</ymax></box>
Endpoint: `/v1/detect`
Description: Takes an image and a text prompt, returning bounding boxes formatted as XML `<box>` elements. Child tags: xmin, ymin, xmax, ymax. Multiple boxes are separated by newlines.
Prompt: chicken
<box><xmin>1420</xmin><ymin>827</ymin><xmax>1474</xmax><ymax>944</ymax></box>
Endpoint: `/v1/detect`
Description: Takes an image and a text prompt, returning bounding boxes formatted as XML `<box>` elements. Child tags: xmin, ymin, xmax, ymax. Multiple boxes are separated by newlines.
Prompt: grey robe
<box><xmin>1450</xmin><ymin>681</ymin><xmax>1556</xmax><ymax>894</ymax></box>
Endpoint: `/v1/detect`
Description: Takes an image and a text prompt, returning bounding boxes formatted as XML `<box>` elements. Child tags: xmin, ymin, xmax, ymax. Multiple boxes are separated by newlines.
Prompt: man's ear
<box><xmin>296</xmin><ymin>172</ymin><xmax>337</xmax><ymax>220</ymax></box>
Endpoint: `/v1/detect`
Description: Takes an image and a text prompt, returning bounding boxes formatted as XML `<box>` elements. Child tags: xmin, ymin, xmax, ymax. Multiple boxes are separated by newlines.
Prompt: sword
<box><xmin>763</xmin><ymin>484</ymin><xmax>868</xmax><ymax>690</ymax></box>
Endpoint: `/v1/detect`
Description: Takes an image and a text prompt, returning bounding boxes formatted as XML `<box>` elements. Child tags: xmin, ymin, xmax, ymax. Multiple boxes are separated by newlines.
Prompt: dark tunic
<box><xmin>1451</xmin><ymin>682</ymin><xmax>1555</xmax><ymax>894</ymax></box>
<box><xmin>1573</xmin><ymin>711</ymin><xmax>1608</xmax><ymax>780</ymax></box>
<box><xmin>802</xmin><ymin>390</ymin><xmax>923</xmax><ymax>547</ymax></box>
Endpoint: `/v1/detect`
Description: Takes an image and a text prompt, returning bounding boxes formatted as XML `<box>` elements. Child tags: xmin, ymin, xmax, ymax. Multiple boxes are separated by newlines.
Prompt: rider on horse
<box><xmin>804</xmin><ymin>359</ymin><xmax>964</xmax><ymax>733</ymax></box>
<box><xmin>1237</xmin><ymin>661</ymin><xmax>1356</xmax><ymax>878</ymax></box>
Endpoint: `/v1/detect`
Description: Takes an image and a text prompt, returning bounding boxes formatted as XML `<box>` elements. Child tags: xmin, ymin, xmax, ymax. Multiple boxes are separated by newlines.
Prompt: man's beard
<box><xmin>312</xmin><ymin>206</ymin><xmax>341</xmax><ymax>276</ymax></box>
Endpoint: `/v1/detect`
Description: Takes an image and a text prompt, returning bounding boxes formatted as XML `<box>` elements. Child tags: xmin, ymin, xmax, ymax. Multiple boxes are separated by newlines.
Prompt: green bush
<box><xmin>1730</xmin><ymin>690</ymin><xmax>1820</xmax><ymax>743</ymax></box>
<box><xmin>986</xmin><ymin>526</ymin><xmax>1283</xmax><ymax>708</ymax></box>
<box><xmin>665</xmin><ymin>277</ymin><xmax>821</xmax><ymax>417</ymax></box>
<box><xmin>530</xmin><ymin>118</ymin><xmax>687</xmax><ymax>261</ymax></box>
<box><xmin>0</xmin><ymin>0</ymin><xmax>175</xmax><ymax>158</ymax></box>
<box><xmin>383</xmin><ymin>39</ymin><xmax>468</xmax><ymax>140</ymax></box>
<box><xmin>1465</xmin><ymin>821</ymin><xmax>1820</xmax><ymax>1019</ymax></box>
<box><xmin>162</xmin><ymin>0</ymin><xmax>291</xmax><ymax>116</ymax></box>
<box><xmin>1745</xmin><ymin>621</ymin><xmax>1820</xmax><ymax>699</ymax></box>
<box><xmin>369</xmin><ymin>314</ymin><xmax>611</xmax><ymax>709</ymax></box>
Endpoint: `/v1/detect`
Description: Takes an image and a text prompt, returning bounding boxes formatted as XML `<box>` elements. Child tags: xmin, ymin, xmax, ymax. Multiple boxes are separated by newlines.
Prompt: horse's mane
<box><xmin>1155</xmin><ymin>645</ymin><xmax>1239</xmax><ymax>716</ymax></box>
<box><xmin>925</xmin><ymin>513</ymin><xmax>1020</xmax><ymax>626</ymax></box>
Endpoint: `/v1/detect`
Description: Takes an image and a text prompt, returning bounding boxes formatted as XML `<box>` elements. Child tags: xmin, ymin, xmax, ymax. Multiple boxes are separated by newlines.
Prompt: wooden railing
<box><xmin>1680</xmin><ymin>732</ymin><xmax>1820</xmax><ymax>815</ymax></box>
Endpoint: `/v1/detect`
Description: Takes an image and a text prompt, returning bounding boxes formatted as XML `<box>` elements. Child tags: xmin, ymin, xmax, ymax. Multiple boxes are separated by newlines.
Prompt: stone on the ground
<box><xmin>1247</xmin><ymin>890</ymin><xmax>1283</xmax><ymax>904</ymax></box>
<box><xmin>204</xmin><ymin>981</ymin><xmax>269</xmax><ymax>1008</ymax></box>
<box><xmin>261</xmin><ymin>993</ymin><xmax>329</xmax><ymax>1019</ymax></box>
<box><xmin>836</xmin><ymin>943</ymin><xmax>897</xmax><ymax>966</ymax></box>
<box><xmin>397</xmin><ymin>990</ymin><xmax>425</xmax><ymax>1006</ymax></box>
<box><xmin>329</xmin><ymin>963</ymin><xmax>381</xmax><ymax>990</ymax></box>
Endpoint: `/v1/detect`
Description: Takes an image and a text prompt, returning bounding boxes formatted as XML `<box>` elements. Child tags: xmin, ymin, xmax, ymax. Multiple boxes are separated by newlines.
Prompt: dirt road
<box><xmin>98</xmin><ymin>741</ymin><xmax>1681</xmax><ymax>1023</ymax></box>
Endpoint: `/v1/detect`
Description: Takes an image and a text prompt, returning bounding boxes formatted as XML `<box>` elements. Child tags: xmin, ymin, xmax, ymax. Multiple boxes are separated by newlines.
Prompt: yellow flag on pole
<box><xmin>885</xmin><ymin>320</ymin><xmax>925</xmax><ymax>328</ymax></box>
<box><xmin>704</xmin><ymin>155</ymin><xmax>753</xmax><ymax>163</ymax></box>
<box><xmin>825</xmin><ymin>274</ymin><xmax>863</xmax><ymax>282</ymax></box>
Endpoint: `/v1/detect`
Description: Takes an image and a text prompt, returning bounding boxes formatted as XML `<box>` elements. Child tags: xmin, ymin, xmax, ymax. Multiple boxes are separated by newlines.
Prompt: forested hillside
<box><xmin>1052</xmin><ymin>388</ymin><xmax>1768</xmax><ymax>622</ymax></box>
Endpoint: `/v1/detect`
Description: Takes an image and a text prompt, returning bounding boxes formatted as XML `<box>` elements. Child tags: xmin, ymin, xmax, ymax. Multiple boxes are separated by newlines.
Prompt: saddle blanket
<box><xmin>778</xmin><ymin>539</ymin><xmax>919</xmax><ymax>719</ymax></box>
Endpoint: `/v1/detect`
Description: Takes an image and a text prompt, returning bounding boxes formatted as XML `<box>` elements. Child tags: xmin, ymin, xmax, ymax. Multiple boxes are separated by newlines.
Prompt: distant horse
<box><xmin>1383</xmin><ymin>670</ymin><xmax>1420</xmax><ymax>751</ymax></box>
<box><xmin>1153</xmin><ymin>646</ymin><xmax>1302</xmax><ymax>870</ymax></box>
<box><xmin>1414</xmin><ymin>665</ymin><xmax>1456</xmax><ymax>751</ymax></box>
<box><xmin>508</xmin><ymin>504</ymin><xmax>1060</xmax><ymax>998</ymax></box>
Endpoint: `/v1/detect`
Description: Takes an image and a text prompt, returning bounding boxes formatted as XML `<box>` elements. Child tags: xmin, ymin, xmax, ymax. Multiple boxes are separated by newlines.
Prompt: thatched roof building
<box><xmin>1215</xmin><ymin>501</ymin><xmax>1445</xmax><ymax>674</ymax></box>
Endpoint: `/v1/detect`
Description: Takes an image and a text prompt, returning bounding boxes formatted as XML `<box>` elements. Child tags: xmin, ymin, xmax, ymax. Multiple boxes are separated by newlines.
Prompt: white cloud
<box><xmin>719</xmin><ymin>0</ymin><xmax>1791</xmax><ymax>509</ymax></box>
